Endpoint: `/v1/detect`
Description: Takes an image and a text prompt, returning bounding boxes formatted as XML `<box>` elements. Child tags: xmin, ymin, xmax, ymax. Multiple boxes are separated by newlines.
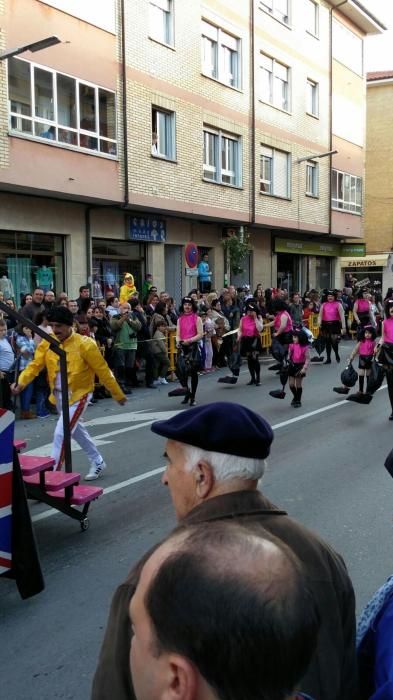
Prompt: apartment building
<box><xmin>361</xmin><ymin>70</ymin><xmax>393</xmax><ymax>290</ymax></box>
<box><xmin>0</xmin><ymin>0</ymin><xmax>384</xmax><ymax>301</ymax></box>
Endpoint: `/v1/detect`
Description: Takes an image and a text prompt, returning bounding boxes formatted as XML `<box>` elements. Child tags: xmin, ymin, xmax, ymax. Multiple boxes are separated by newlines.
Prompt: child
<box><xmin>348</xmin><ymin>325</ymin><xmax>377</xmax><ymax>394</ymax></box>
<box><xmin>203</xmin><ymin>308</ymin><xmax>216</xmax><ymax>372</ymax></box>
<box><xmin>151</xmin><ymin>320</ymin><xmax>170</xmax><ymax>385</ymax></box>
<box><xmin>287</xmin><ymin>329</ymin><xmax>310</xmax><ymax>408</ymax></box>
<box><xmin>15</xmin><ymin>324</ymin><xmax>36</xmax><ymax>419</ymax></box>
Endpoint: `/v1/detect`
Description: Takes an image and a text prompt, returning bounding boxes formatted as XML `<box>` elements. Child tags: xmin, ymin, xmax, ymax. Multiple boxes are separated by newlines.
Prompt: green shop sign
<box><xmin>341</xmin><ymin>244</ymin><xmax>365</xmax><ymax>257</ymax></box>
<box><xmin>275</xmin><ymin>238</ymin><xmax>341</xmax><ymax>257</ymax></box>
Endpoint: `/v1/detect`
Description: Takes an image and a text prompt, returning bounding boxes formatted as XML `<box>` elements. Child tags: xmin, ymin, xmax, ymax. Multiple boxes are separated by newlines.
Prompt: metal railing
<box><xmin>0</xmin><ymin>302</ymin><xmax>73</xmax><ymax>472</ymax></box>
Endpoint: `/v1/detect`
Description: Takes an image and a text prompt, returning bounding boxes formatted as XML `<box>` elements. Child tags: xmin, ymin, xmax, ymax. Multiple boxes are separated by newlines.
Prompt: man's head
<box><xmin>129</xmin><ymin>521</ymin><xmax>319</xmax><ymax>700</ymax></box>
<box><xmin>32</xmin><ymin>288</ymin><xmax>44</xmax><ymax>304</ymax></box>
<box><xmin>44</xmin><ymin>290</ymin><xmax>55</xmax><ymax>304</ymax></box>
<box><xmin>151</xmin><ymin>403</ymin><xmax>273</xmax><ymax>519</ymax></box>
<box><xmin>67</xmin><ymin>300</ymin><xmax>78</xmax><ymax>315</ymax></box>
<box><xmin>120</xmin><ymin>303</ymin><xmax>131</xmax><ymax>315</ymax></box>
<box><xmin>79</xmin><ymin>285</ymin><xmax>90</xmax><ymax>298</ymax></box>
<box><xmin>47</xmin><ymin>306</ymin><xmax>74</xmax><ymax>342</ymax></box>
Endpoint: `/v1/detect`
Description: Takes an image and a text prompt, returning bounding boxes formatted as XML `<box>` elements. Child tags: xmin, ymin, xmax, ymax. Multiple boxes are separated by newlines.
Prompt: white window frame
<box><xmin>306</xmin><ymin>78</ymin><xmax>319</xmax><ymax>117</ymax></box>
<box><xmin>149</xmin><ymin>0</ymin><xmax>174</xmax><ymax>47</ymax></box>
<box><xmin>260</xmin><ymin>53</ymin><xmax>290</xmax><ymax>111</ymax></box>
<box><xmin>201</xmin><ymin>20</ymin><xmax>241</xmax><ymax>89</ymax></box>
<box><xmin>7</xmin><ymin>57</ymin><xmax>117</xmax><ymax>157</ymax></box>
<box><xmin>306</xmin><ymin>161</ymin><xmax>318</xmax><ymax>196</ymax></box>
<box><xmin>306</xmin><ymin>0</ymin><xmax>319</xmax><ymax>37</ymax></box>
<box><xmin>259</xmin><ymin>0</ymin><xmax>290</xmax><ymax>26</ymax></box>
<box><xmin>331</xmin><ymin>169</ymin><xmax>362</xmax><ymax>214</ymax></box>
<box><xmin>203</xmin><ymin>127</ymin><xmax>241</xmax><ymax>187</ymax></box>
<box><xmin>151</xmin><ymin>107</ymin><xmax>176</xmax><ymax>160</ymax></box>
<box><xmin>260</xmin><ymin>145</ymin><xmax>290</xmax><ymax>198</ymax></box>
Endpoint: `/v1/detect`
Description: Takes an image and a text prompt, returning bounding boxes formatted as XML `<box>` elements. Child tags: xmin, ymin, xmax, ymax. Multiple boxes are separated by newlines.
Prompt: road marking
<box><xmin>31</xmin><ymin>391</ymin><xmax>387</xmax><ymax>523</ymax></box>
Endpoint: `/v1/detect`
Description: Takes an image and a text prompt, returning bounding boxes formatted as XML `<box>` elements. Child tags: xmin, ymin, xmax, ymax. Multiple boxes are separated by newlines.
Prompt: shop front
<box><xmin>0</xmin><ymin>230</ymin><xmax>65</xmax><ymax>304</ymax></box>
<box><xmin>92</xmin><ymin>238</ymin><xmax>146</xmax><ymax>301</ymax></box>
<box><xmin>339</xmin><ymin>253</ymin><xmax>390</xmax><ymax>290</ymax></box>
<box><xmin>274</xmin><ymin>237</ymin><xmax>341</xmax><ymax>294</ymax></box>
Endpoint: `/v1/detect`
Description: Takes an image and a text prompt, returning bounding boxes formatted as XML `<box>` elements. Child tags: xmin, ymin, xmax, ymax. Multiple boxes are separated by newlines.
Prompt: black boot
<box><xmin>359</xmin><ymin>376</ymin><xmax>365</xmax><ymax>393</ymax></box>
<box><xmin>290</xmin><ymin>385</ymin><xmax>296</xmax><ymax>406</ymax></box>
<box><xmin>294</xmin><ymin>387</ymin><xmax>302</xmax><ymax>407</ymax></box>
<box><xmin>254</xmin><ymin>359</ymin><xmax>261</xmax><ymax>386</ymax></box>
<box><xmin>181</xmin><ymin>391</ymin><xmax>191</xmax><ymax>405</ymax></box>
<box><xmin>247</xmin><ymin>358</ymin><xmax>255</xmax><ymax>385</ymax></box>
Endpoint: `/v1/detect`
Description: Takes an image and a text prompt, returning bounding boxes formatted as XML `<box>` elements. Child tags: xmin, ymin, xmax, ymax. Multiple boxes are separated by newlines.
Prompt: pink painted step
<box><xmin>50</xmin><ymin>484</ymin><xmax>103</xmax><ymax>505</ymax></box>
<box><xmin>23</xmin><ymin>471</ymin><xmax>81</xmax><ymax>492</ymax></box>
<box><xmin>19</xmin><ymin>454</ymin><xmax>55</xmax><ymax>476</ymax></box>
<box><xmin>14</xmin><ymin>439</ymin><xmax>27</xmax><ymax>451</ymax></box>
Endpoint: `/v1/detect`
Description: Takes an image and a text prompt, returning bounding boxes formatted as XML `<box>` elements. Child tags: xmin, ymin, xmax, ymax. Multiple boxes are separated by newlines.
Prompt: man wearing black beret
<box><xmin>91</xmin><ymin>402</ymin><xmax>357</xmax><ymax>700</ymax></box>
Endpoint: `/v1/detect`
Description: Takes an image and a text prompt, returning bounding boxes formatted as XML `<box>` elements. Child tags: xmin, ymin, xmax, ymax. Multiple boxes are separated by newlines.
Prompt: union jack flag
<box><xmin>0</xmin><ymin>408</ymin><xmax>14</xmax><ymax>574</ymax></box>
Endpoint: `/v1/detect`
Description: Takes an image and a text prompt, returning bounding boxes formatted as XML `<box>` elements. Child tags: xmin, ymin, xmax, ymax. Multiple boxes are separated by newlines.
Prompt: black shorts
<box><xmin>359</xmin><ymin>355</ymin><xmax>373</xmax><ymax>370</ymax></box>
<box><xmin>241</xmin><ymin>336</ymin><xmax>262</xmax><ymax>356</ymax></box>
<box><xmin>288</xmin><ymin>362</ymin><xmax>304</xmax><ymax>377</ymax></box>
<box><xmin>321</xmin><ymin>321</ymin><xmax>341</xmax><ymax>337</ymax></box>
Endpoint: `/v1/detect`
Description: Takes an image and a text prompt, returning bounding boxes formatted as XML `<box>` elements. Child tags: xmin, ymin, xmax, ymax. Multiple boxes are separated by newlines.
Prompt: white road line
<box><xmin>31</xmin><ymin>389</ymin><xmax>387</xmax><ymax>523</ymax></box>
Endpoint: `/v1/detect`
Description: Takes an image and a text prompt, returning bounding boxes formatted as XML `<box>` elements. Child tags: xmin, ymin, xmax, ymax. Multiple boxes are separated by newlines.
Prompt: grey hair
<box><xmin>182</xmin><ymin>444</ymin><xmax>266</xmax><ymax>482</ymax></box>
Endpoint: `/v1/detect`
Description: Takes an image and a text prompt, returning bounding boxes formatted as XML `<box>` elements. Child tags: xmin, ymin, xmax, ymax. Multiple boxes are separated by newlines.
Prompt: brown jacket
<box><xmin>91</xmin><ymin>490</ymin><xmax>357</xmax><ymax>700</ymax></box>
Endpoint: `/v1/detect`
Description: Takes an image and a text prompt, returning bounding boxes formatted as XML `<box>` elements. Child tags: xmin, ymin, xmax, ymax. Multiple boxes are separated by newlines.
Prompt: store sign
<box><xmin>346</xmin><ymin>259</ymin><xmax>380</xmax><ymax>267</ymax></box>
<box><xmin>341</xmin><ymin>244</ymin><xmax>365</xmax><ymax>257</ymax></box>
<box><xmin>274</xmin><ymin>238</ymin><xmax>341</xmax><ymax>257</ymax></box>
<box><xmin>128</xmin><ymin>217</ymin><xmax>166</xmax><ymax>242</ymax></box>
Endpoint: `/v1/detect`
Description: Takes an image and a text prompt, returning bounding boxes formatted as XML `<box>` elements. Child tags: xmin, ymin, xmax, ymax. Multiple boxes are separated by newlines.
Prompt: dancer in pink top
<box><xmin>317</xmin><ymin>290</ymin><xmax>345</xmax><ymax>364</ymax></box>
<box><xmin>348</xmin><ymin>325</ymin><xmax>377</xmax><ymax>395</ymax></box>
<box><xmin>287</xmin><ymin>329</ymin><xmax>310</xmax><ymax>408</ymax></box>
<box><xmin>175</xmin><ymin>296</ymin><xmax>203</xmax><ymax>406</ymax></box>
<box><xmin>237</xmin><ymin>301</ymin><xmax>263</xmax><ymax>386</ymax></box>
<box><xmin>375</xmin><ymin>300</ymin><xmax>393</xmax><ymax>419</ymax></box>
<box><xmin>353</xmin><ymin>289</ymin><xmax>375</xmax><ymax>339</ymax></box>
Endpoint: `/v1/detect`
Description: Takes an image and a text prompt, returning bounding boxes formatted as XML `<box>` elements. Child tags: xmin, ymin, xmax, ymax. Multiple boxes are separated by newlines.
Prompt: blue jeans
<box><xmin>20</xmin><ymin>382</ymin><xmax>34</xmax><ymax>412</ymax></box>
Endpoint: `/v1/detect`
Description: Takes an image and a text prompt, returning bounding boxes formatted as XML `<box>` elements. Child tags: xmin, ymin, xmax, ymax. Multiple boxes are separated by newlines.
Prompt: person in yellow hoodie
<box><xmin>119</xmin><ymin>273</ymin><xmax>137</xmax><ymax>303</ymax></box>
<box><xmin>11</xmin><ymin>306</ymin><xmax>127</xmax><ymax>481</ymax></box>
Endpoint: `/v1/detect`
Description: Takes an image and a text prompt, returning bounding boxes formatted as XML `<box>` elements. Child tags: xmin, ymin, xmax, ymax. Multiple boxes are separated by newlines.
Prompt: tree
<box><xmin>222</xmin><ymin>228</ymin><xmax>252</xmax><ymax>276</ymax></box>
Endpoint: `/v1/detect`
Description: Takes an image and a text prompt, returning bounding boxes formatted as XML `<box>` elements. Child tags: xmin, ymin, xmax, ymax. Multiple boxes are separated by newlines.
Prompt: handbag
<box><xmin>340</xmin><ymin>362</ymin><xmax>358</xmax><ymax>388</ymax></box>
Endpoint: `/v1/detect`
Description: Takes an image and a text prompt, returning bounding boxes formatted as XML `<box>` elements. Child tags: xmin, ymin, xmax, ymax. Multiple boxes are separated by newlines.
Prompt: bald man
<box><xmin>129</xmin><ymin>520</ymin><xmax>319</xmax><ymax>700</ymax></box>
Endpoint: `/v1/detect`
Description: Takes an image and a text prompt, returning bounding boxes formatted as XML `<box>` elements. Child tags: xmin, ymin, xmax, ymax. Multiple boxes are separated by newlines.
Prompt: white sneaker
<box><xmin>159</xmin><ymin>378</ymin><xmax>168</xmax><ymax>384</ymax></box>
<box><xmin>152</xmin><ymin>379</ymin><xmax>160</xmax><ymax>386</ymax></box>
<box><xmin>85</xmin><ymin>460</ymin><xmax>106</xmax><ymax>481</ymax></box>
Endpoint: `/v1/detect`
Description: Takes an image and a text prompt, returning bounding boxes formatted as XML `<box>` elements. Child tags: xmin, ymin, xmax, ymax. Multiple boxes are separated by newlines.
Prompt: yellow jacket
<box><xmin>18</xmin><ymin>330</ymin><xmax>126</xmax><ymax>405</ymax></box>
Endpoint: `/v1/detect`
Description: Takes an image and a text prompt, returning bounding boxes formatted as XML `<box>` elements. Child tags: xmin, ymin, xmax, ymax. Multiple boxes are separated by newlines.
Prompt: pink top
<box><xmin>274</xmin><ymin>311</ymin><xmax>293</xmax><ymax>333</ymax></box>
<box><xmin>289</xmin><ymin>344</ymin><xmax>308</xmax><ymax>364</ymax></box>
<box><xmin>357</xmin><ymin>299</ymin><xmax>370</xmax><ymax>314</ymax></box>
<box><xmin>178</xmin><ymin>313</ymin><xmax>198</xmax><ymax>340</ymax></box>
<box><xmin>241</xmin><ymin>315</ymin><xmax>259</xmax><ymax>337</ymax></box>
<box><xmin>384</xmin><ymin>318</ymin><xmax>393</xmax><ymax>344</ymax></box>
<box><xmin>322</xmin><ymin>301</ymin><xmax>341</xmax><ymax>322</ymax></box>
<box><xmin>359</xmin><ymin>339</ymin><xmax>375</xmax><ymax>356</ymax></box>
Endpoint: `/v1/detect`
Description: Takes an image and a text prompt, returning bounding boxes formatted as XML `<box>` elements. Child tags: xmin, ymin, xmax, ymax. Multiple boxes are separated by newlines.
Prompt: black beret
<box><xmin>151</xmin><ymin>402</ymin><xmax>274</xmax><ymax>459</ymax></box>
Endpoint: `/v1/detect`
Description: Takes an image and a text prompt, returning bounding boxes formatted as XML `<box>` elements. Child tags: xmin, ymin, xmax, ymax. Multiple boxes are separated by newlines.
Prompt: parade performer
<box><xmin>238</xmin><ymin>301</ymin><xmax>263</xmax><ymax>386</ymax></box>
<box><xmin>119</xmin><ymin>273</ymin><xmax>137</xmax><ymax>303</ymax></box>
<box><xmin>348</xmin><ymin>325</ymin><xmax>377</xmax><ymax>395</ymax></box>
<box><xmin>11</xmin><ymin>307</ymin><xmax>126</xmax><ymax>480</ymax></box>
<box><xmin>175</xmin><ymin>296</ymin><xmax>203</xmax><ymax>406</ymax></box>
<box><xmin>318</xmin><ymin>290</ymin><xmax>345</xmax><ymax>364</ymax></box>
<box><xmin>287</xmin><ymin>328</ymin><xmax>310</xmax><ymax>408</ymax></box>
<box><xmin>266</xmin><ymin>298</ymin><xmax>293</xmax><ymax>366</ymax></box>
<box><xmin>375</xmin><ymin>300</ymin><xmax>393</xmax><ymax>420</ymax></box>
<box><xmin>353</xmin><ymin>289</ymin><xmax>375</xmax><ymax>339</ymax></box>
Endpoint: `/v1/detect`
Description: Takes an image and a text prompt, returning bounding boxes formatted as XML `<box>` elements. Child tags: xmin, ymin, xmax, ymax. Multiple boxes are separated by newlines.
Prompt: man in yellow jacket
<box><xmin>11</xmin><ymin>307</ymin><xmax>127</xmax><ymax>481</ymax></box>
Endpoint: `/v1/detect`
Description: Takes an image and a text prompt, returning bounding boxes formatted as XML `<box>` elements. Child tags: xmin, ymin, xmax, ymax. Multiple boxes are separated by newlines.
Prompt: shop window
<box><xmin>149</xmin><ymin>0</ymin><xmax>174</xmax><ymax>46</ymax></box>
<box><xmin>8</xmin><ymin>57</ymin><xmax>117</xmax><ymax>156</ymax></box>
<box><xmin>260</xmin><ymin>145</ymin><xmax>290</xmax><ymax>197</ymax></box>
<box><xmin>92</xmin><ymin>239</ymin><xmax>144</xmax><ymax>301</ymax></box>
<box><xmin>331</xmin><ymin>169</ymin><xmax>362</xmax><ymax>214</ymax></box>
<box><xmin>0</xmin><ymin>231</ymin><xmax>64</xmax><ymax>304</ymax></box>
<box><xmin>260</xmin><ymin>53</ymin><xmax>290</xmax><ymax>111</ymax></box>
<box><xmin>203</xmin><ymin>127</ymin><xmax>241</xmax><ymax>186</ymax></box>
<box><xmin>201</xmin><ymin>20</ymin><xmax>241</xmax><ymax>88</ymax></box>
<box><xmin>315</xmin><ymin>256</ymin><xmax>331</xmax><ymax>290</ymax></box>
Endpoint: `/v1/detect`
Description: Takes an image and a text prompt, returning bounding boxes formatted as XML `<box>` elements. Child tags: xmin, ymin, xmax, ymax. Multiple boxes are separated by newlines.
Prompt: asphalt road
<box><xmin>2</xmin><ymin>339</ymin><xmax>393</xmax><ymax>700</ymax></box>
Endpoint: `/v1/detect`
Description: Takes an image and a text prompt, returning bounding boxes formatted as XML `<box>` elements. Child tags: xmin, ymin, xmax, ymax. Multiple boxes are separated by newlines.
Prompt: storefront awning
<box><xmin>339</xmin><ymin>254</ymin><xmax>390</xmax><ymax>268</ymax></box>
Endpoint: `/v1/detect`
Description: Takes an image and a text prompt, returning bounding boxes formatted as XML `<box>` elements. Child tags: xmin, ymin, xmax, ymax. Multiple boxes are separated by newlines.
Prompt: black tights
<box><xmin>247</xmin><ymin>356</ymin><xmax>260</xmax><ymax>382</ymax></box>
<box><xmin>326</xmin><ymin>336</ymin><xmax>340</xmax><ymax>360</ymax></box>
<box><xmin>181</xmin><ymin>370</ymin><xmax>199</xmax><ymax>399</ymax></box>
<box><xmin>386</xmin><ymin>371</ymin><xmax>393</xmax><ymax>411</ymax></box>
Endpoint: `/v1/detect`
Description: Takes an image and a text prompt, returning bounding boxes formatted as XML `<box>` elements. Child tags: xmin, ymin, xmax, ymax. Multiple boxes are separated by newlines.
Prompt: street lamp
<box><xmin>0</xmin><ymin>36</ymin><xmax>61</xmax><ymax>61</ymax></box>
<box><xmin>296</xmin><ymin>149</ymin><xmax>338</xmax><ymax>163</ymax></box>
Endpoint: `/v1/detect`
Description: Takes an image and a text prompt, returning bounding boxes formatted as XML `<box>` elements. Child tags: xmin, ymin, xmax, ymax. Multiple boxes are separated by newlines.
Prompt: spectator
<box><xmin>144</xmin><ymin>291</ymin><xmax>159</xmax><ymax>318</ymax></box>
<box><xmin>141</xmin><ymin>273</ymin><xmax>153</xmax><ymax>304</ymax></box>
<box><xmin>19</xmin><ymin>293</ymin><xmax>33</xmax><ymax>310</ymax></box>
<box><xmin>67</xmin><ymin>299</ymin><xmax>79</xmax><ymax>316</ymax></box>
<box><xmin>4</xmin><ymin>299</ymin><xmax>17</xmax><ymax>331</ymax></box>
<box><xmin>129</xmin><ymin>521</ymin><xmax>319</xmax><ymax>700</ymax></box>
<box><xmin>56</xmin><ymin>296</ymin><xmax>68</xmax><ymax>307</ymax></box>
<box><xmin>20</xmin><ymin>288</ymin><xmax>45</xmax><ymax>322</ymax></box>
<box><xmin>130</xmin><ymin>297</ymin><xmax>156</xmax><ymax>389</ymax></box>
<box><xmin>43</xmin><ymin>290</ymin><xmax>56</xmax><ymax>310</ymax></box>
<box><xmin>92</xmin><ymin>402</ymin><xmax>356</xmax><ymax>700</ymax></box>
<box><xmin>151</xmin><ymin>320</ymin><xmax>170</xmax><ymax>385</ymax></box>
<box><xmin>197</xmin><ymin>252</ymin><xmax>212</xmax><ymax>293</ymax></box>
<box><xmin>33</xmin><ymin>311</ymin><xmax>52</xmax><ymax>418</ymax></box>
<box><xmin>76</xmin><ymin>285</ymin><xmax>92</xmax><ymax>313</ymax></box>
<box><xmin>0</xmin><ymin>319</ymin><xmax>15</xmax><ymax>409</ymax></box>
<box><xmin>111</xmin><ymin>302</ymin><xmax>141</xmax><ymax>394</ymax></box>
<box><xmin>106</xmin><ymin>296</ymin><xmax>120</xmax><ymax>318</ymax></box>
<box><xmin>15</xmin><ymin>324</ymin><xmax>37</xmax><ymax>419</ymax></box>
<box><xmin>289</xmin><ymin>292</ymin><xmax>304</xmax><ymax>326</ymax></box>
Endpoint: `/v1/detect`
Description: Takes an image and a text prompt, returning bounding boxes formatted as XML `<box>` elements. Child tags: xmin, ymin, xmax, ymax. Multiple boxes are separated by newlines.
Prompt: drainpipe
<box><xmin>328</xmin><ymin>6</ymin><xmax>333</xmax><ymax>237</ymax></box>
<box><xmin>120</xmin><ymin>0</ymin><xmax>130</xmax><ymax>207</ymax></box>
<box><xmin>249</xmin><ymin>0</ymin><xmax>256</xmax><ymax>227</ymax></box>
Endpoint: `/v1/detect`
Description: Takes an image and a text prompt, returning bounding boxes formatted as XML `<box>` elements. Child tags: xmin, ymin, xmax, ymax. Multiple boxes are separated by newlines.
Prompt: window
<box><xmin>260</xmin><ymin>53</ymin><xmax>289</xmax><ymax>111</ymax></box>
<box><xmin>201</xmin><ymin>20</ymin><xmax>240</xmax><ymax>88</ymax></box>
<box><xmin>151</xmin><ymin>107</ymin><xmax>176</xmax><ymax>160</ymax></box>
<box><xmin>306</xmin><ymin>161</ymin><xmax>318</xmax><ymax>196</ymax></box>
<box><xmin>331</xmin><ymin>169</ymin><xmax>362</xmax><ymax>214</ymax></box>
<box><xmin>149</xmin><ymin>0</ymin><xmax>173</xmax><ymax>46</ymax></box>
<box><xmin>260</xmin><ymin>0</ymin><xmax>289</xmax><ymax>25</ymax></box>
<box><xmin>306</xmin><ymin>0</ymin><xmax>318</xmax><ymax>36</ymax></box>
<box><xmin>8</xmin><ymin>57</ymin><xmax>117</xmax><ymax>155</ymax></box>
<box><xmin>306</xmin><ymin>79</ymin><xmax>318</xmax><ymax>116</ymax></box>
<box><xmin>203</xmin><ymin>128</ymin><xmax>241</xmax><ymax>186</ymax></box>
<box><xmin>332</xmin><ymin>18</ymin><xmax>363</xmax><ymax>76</ymax></box>
<box><xmin>260</xmin><ymin>146</ymin><xmax>290</xmax><ymax>197</ymax></box>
